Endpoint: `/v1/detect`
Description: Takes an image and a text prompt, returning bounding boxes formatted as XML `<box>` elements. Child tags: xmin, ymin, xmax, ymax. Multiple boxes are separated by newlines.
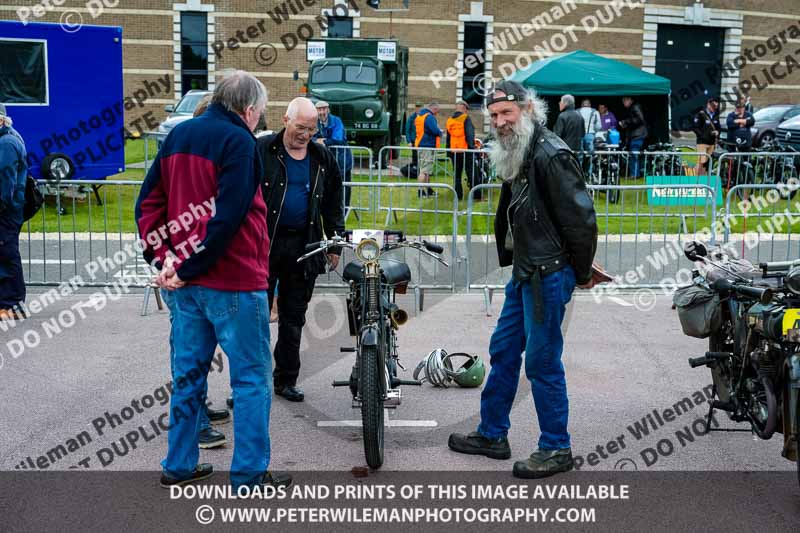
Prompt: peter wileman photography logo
<box><xmin>17</xmin><ymin>0</ymin><xmax>120</xmax><ymax>33</ymax></box>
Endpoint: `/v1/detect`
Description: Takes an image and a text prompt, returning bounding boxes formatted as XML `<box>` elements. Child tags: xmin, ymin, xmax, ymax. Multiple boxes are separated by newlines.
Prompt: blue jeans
<box><xmin>582</xmin><ymin>133</ymin><xmax>595</xmax><ymax>178</ymax></box>
<box><xmin>162</xmin><ymin>286</ymin><xmax>272</xmax><ymax>489</ymax></box>
<box><xmin>478</xmin><ymin>266</ymin><xmax>576</xmax><ymax>450</ymax></box>
<box><xmin>629</xmin><ymin>137</ymin><xmax>645</xmax><ymax>178</ymax></box>
<box><xmin>162</xmin><ymin>289</ymin><xmax>211</xmax><ymax>432</ymax></box>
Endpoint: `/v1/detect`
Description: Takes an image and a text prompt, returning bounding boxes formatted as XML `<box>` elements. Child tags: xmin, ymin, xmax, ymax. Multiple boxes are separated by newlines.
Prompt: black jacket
<box><xmin>619</xmin><ymin>103</ymin><xmax>648</xmax><ymax>141</ymax></box>
<box><xmin>692</xmin><ymin>107</ymin><xmax>720</xmax><ymax>145</ymax></box>
<box><xmin>256</xmin><ymin>130</ymin><xmax>345</xmax><ymax>277</ymax></box>
<box><xmin>494</xmin><ymin>123</ymin><xmax>598</xmax><ymax>286</ymax></box>
<box><xmin>553</xmin><ymin>108</ymin><xmax>585</xmax><ymax>151</ymax></box>
<box><xmin>726</xmin><ymin>111</ymin><xmax>756</xmax><ymax>148</ymax></box>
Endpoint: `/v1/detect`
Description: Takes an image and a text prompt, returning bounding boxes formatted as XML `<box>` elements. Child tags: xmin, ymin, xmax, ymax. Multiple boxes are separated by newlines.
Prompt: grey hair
<box><xmin>211</xmin><ymin>70</ymin><xmax>267</xmax><ymax>115</ymax></box>
<box><xmin>428</xmin><ymin>102</ymin><xmax>440</xmax><ymax>109</ymax></box>
<box><xmin>285</xmin><ymin>97</ymin><xmax>318</xmax><ymax>121</ymax></box>
<box><xmin>482</xmin><ymin>87</ymin><xmax>548</xmax><ymax>125</ymax></box>
<box><xmin>561</xmin><ymin>94</ymin><xmax>575</xmax><ymax>108</ymax></box>
<box><xmin>0</xmin><ymin>115</ymin><xmax>12</xmax><ymax>128</ymax></box>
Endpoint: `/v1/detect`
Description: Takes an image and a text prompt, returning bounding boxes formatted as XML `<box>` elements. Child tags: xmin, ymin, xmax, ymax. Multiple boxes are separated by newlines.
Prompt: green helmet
<box><xmin>444</xmin><ymin>352</ymin><xmax>486</xmax><ymax>388</ymax></box>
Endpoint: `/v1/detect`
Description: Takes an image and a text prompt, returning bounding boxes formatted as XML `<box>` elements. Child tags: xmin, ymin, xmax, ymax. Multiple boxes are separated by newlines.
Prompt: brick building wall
<box><xmin>2</xmin><ymin>0</ymin><xmax>799</xmax><ymax>137</ymax></box>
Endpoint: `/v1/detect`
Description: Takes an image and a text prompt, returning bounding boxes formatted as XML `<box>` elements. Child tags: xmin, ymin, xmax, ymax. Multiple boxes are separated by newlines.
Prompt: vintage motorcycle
<box><xmin>298</xmin><ymin>229</ymin><xmax>448</xmax><ymax>468</ymax></box>
<box><xmin>676</xmin><ymin>241</ymin><xmax>800</xmax><ymax>484</ymax></box>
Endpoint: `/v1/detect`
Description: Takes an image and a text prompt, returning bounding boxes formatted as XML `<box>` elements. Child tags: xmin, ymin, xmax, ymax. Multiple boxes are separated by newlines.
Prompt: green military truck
<box><xmin>305</xmin><ymin>38</ymin><xmax>409</xmax><ymax>165</ymax></box>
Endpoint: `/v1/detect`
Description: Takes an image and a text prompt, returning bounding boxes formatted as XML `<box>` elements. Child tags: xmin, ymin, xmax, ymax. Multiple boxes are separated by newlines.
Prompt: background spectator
<box><xmin>0</xmin><ymin>104</ymin><xmax>27</xmax><ymax>320</ymax></box>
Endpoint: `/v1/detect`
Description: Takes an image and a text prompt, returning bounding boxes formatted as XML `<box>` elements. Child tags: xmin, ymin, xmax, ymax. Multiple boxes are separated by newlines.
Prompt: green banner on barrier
<box><xmin>645</xmin><ymin>175</ymin><xmax>722</xmax><ymax>207</ymax></box>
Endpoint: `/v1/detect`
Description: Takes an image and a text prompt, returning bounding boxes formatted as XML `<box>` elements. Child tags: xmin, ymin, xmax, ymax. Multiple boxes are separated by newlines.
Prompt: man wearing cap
<box><xmin>313</xmin><ymin>100</ymin><xmax>353</xmax><ymax>208</ymax></box>
<box><xmin>692</xmin><ymin>97</ymin><xmax>720</xmax><ymax>175</ymax></box>
<box><xmin>445</xmin><ymin>99</ymin><xmax>478</xmax><ymax>201</ymax></box>
<box><xmin>0</xmin><ymin>104</ymin><xmax>28</xmax><ymax>320</ymax></box>
<box><xmin>448</xmin><ymin>80</ymin><xmax>598</xmax><ymax>479</ymax></box>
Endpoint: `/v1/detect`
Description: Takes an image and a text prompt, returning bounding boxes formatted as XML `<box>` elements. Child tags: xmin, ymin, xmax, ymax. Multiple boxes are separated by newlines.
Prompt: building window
<box><xmin>327</xmin><ymin>16</ymin><xmax>353</xmax><ymax>38</ymax></box>
<box><xmin>181</xmin><ymin>12</ymin><xmax>208</xmax><ymax>94</ymax></box>
<box><xmin>461</xmin><ymin>22</ymin><xmax>487</xmax><ymax>106</ymax></box>
<box><xmin>0</xmin><ymin>39</ymin><xmax>47</xmax><ymax>104</ymax></box>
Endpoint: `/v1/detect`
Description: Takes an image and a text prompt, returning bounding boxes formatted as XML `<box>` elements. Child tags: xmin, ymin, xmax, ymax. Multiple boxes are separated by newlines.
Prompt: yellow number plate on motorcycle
<box><xmin>782</xmin><ymin>309</ymin><xmax>800</xmax><ymax>334</ymax></box>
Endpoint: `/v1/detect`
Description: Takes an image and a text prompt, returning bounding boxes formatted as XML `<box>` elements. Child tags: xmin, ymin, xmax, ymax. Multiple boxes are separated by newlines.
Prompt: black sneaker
<box><xmin>417</xmin><ymin>189</ymin><xmax>428</xmax><ymax>198</ymax></box>
<box><xmin>262</xmin><ymin>471</ymin><xmax>293</xmax><ymax>488</ymax></box>
<box><xmin>448</xmin><ymin>431</ymin><xmax>511</xmax><ymax>460</ymax></box>
<box><xmin>427</xmin><ymin>187</ymin><xmax>438</xmax><ymax>197</ymax></box>
<box><xmin>206</xmin><ymin>406</ymin><xmax>231</xmax><ymax>425</ymax></box>
<box><xmin>160</xmin><ymin>463</ymin><xmax>213</xmax><ymax>488</ymax></box>
<box><xmin>512</xmin><ymin>448</ymin><xmax>574</xmax><ymax>479</ymax></box>
<box><xmin>199</xmin><ymin>427</ymin><xmax>227</xmax><ymax>449</ymax></box>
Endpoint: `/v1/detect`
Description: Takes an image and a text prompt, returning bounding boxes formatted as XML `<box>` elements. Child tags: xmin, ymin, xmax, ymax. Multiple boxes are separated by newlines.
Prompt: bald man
<box><xmin>255</xmin><ymin>97</ymin><xmax>345</xmax><ymax>402</ymax></box>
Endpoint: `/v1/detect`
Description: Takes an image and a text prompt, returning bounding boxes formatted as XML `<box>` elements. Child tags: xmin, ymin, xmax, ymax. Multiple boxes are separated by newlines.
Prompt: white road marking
<box><xmin>318</xmin><ymin>409</ymin><xmax>438</xmax><ymax>428</ymax></box>
<box><xmin>23</xmin><ymin>259</ymin><xmax>76</xmax><ymax>265</ymax></box>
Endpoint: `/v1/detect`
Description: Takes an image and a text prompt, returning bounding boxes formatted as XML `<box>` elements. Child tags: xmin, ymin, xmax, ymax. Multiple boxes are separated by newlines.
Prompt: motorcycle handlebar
<box><xmin>423</xmin><ymin>240</ymin><xmax>444</xmax><ymax>254</ymax></box>
<box><xmin>711</xmin><ymin>278</ymin><xmax>773</xmax><ymax>305</ymax></box>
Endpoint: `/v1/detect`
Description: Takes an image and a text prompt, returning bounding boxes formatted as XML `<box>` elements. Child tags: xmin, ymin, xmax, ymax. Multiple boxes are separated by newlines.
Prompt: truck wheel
<box><xmin>40</xmin><ymin>153</ymin><xmax>75</xmax><ymax>183</ymax></box>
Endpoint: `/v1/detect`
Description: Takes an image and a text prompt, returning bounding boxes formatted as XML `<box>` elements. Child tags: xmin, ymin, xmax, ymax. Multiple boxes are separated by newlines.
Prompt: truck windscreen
<box><xmin>345</xmin><ymin>65</ymin><xmax>377</xmax><ymax>85</ymax></box>
<box><xmin>312</xmin><ymin>64</ymin><xmax>343</xmax><ymax>83</ymax></box>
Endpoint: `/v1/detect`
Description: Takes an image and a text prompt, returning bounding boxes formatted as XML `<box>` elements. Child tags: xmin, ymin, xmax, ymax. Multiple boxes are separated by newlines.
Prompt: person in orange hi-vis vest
<box><xmin>410</xmin><ymin>102</ymin><xmax>442</xmax><ymax>198</ymax></box>
<box><xmin>446</xmin><ymin>99</ymin><xmax>478</xmax><ymax>201</ymax></box>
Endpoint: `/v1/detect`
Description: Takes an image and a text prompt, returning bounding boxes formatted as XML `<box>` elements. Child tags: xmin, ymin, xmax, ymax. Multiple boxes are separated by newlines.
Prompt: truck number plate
<box><xmin>355</xmin><ymin>122</ymin><xmax>379</xmax><ymax>129</ymax></box>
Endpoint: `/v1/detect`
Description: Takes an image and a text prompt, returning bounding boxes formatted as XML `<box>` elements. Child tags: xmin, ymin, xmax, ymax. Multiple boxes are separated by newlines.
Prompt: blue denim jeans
<box><xmin>582</xmin><ymin>133</ymin><xmax>595</xmax><ymax>178</ymax></box>
<box><xmin>162</xmin><ymin>286</ymin><xmax>272</xmax><ymax>489</ymax></box>
<box><xmin>162</xmin><ymin>289</ymin><xmax>211</xmax><ymax>432</ymax></box>
<box><xmin>478</xmin><ymin>266</ymin><xmax>576</xmax><ymax>450</ymax></box>
<box><xmin>629</xmin><ymin>137</ymin><xmax>645</xmax><ymax>178</ymax></box>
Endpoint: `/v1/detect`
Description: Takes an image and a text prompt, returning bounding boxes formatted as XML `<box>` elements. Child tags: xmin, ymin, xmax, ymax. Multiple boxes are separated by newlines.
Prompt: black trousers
<box><xmin>0</xmin><ymin>225</ymin><xmax>25</xmax><ymax>309</ymax></box>
<box><xmin>448</xmin><ymin>151</ymin><xmax>477</xmax><ymax>200</ymax></box>
<box><xmin>267</xmin><ymin>228</ymin><xmax>317</xmax><ymax>387</ymax></box>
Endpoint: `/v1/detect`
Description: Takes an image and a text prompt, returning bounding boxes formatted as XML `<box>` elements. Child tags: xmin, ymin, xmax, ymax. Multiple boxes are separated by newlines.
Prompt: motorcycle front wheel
<box><xmin>359</xmin><ymin>344</ymin><xmax>385</xmax><ymax>469</ymax></box>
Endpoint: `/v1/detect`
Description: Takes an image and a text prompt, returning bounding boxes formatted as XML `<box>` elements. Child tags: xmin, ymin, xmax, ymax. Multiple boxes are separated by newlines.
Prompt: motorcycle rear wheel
<box><xmin>359</xmin><ymin>344</ymin><xmax>385</xmax><ymax>469</ymax></box>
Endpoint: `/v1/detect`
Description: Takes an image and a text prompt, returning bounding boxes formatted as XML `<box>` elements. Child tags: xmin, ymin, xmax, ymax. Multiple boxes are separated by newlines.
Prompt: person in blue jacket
<box><xmin>0</xmin><ymin>104</ymin><xmax>28</xmax><ymax>320</ymax></box>
<box><xmin>405</xmin><ymin>102</ymin><xmax>423</xmax><ymax>169</ymax></box>
<box><xmin>314</xmin><ymin>100</ymin><xmax>353</xmax><ymax>207</ymax></box>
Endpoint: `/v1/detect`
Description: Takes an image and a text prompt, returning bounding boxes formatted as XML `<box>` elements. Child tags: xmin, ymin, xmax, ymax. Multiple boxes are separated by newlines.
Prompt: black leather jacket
<box><xmin>553</xmin><ymin>107</ymin><xmax>585</xmax><ymax>151</ymax></box>
<box><xmin>256</xmin><ymin>130</ymin><xmax>345</xmax><ymax>277</ymax></box>
<box><xmin>494</xmin><ymin>123</ymin><xmax>598</xmax><ymax>289</ymax></box>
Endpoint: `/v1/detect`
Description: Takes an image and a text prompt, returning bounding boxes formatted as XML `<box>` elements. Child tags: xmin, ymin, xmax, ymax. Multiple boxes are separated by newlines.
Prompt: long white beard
<box><xmin>489</xmin><ymin>114</ymin><xmax>535</xmax><ymax>181</ymax></box>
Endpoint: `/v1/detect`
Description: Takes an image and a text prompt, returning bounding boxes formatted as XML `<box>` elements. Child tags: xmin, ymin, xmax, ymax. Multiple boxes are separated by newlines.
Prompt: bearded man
<box><xmin>448</xmin><ymin>80</ymin><xmax>598</xmax><ymax>479</ymax></box>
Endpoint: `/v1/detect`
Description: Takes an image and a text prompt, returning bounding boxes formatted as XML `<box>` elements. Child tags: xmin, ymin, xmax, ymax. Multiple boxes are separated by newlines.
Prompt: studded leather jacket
<box><xmin>494</xmin><ymin>122</ymin><xmax>598</xmax><ymax>289</ymax></box>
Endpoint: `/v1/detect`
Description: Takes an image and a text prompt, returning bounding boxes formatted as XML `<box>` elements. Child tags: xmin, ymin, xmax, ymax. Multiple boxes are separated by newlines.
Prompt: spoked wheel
<box><xmin>359</xmin><ymin>344</ymin><xmax>384</xmax><ymax>469</ymax></box>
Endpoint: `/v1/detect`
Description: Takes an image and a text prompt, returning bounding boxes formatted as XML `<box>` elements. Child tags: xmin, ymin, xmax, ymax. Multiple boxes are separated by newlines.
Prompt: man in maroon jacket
<box><xmin>135</xmin><ymin>71</ymin><xmax>289</xmax><ymax>490</ymax></box>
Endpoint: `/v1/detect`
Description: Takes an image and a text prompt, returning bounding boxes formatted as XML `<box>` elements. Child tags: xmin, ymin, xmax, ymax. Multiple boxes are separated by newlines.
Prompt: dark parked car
<box><xmin>777</xmin><ymin>114</ymin><xmax>800</xmax><ymax>152</ymax></box>
<box><xmin>720</xmin><ymin>104</ymin><xmax>800</xmax><ymax>148</ymax></box>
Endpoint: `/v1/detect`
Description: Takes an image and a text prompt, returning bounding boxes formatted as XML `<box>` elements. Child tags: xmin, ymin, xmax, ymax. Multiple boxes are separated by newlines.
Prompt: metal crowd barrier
<box><xmin>722</xmin><ymin>182</ymin><xmax>800</xmax><ymax>264</ymax></box>
<box><xmin>21</xmin><ymin>179</ymin><xmax>153</xmax><ymax>289</ymax></box>
<box><xmin>19</xmin><ymin>151</ymin><xmax>800</xmax><ymax>305</ymax></box>
<box><xmin>463</xmin><ymin>182</ymin><xmax>718</xmax><ymax>314</ymax></box>
<box><xmin>326</xmin><ymin>145</ymin><xmax>375</xmax><ymax>223</ymax></box>
<box><xmin>376</xmin><ymin>145</ymin><xmax>495</xmax><ymax>221</ymax></box>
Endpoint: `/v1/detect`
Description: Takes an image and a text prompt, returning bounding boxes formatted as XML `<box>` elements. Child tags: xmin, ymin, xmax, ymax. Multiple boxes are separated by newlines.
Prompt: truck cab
<box><xmin>306</xmin><ymin>38</ymin><xmax>408</xmax><ymax>165</ymax></box>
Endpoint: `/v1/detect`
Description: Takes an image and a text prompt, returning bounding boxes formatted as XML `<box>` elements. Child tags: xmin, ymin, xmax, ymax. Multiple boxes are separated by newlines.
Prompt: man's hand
<box><xmin>577</xmin><ymin>279</ymin><xmax>597</xmax><ymax>290</ymax></box>
<box><xmin>315</xmin><ymin>138</ymin><xmax>326</xmax><ymax>146</ymax></box>
<box><xmin>155</xmin><ymin>256</ymin><xmax>186</xmax><ymax>290</ymax></box>
<box><xmin>326</xmin><ymin>253</ymin><xmax>340</xmax><ymax>270</ymax></box>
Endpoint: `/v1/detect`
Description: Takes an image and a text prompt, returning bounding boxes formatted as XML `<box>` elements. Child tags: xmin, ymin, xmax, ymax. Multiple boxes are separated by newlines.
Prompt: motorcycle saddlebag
<box><xmin>673</xmin><ymin>284</ymin><xmax>721</xmax><ymax>339</ymax></box>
